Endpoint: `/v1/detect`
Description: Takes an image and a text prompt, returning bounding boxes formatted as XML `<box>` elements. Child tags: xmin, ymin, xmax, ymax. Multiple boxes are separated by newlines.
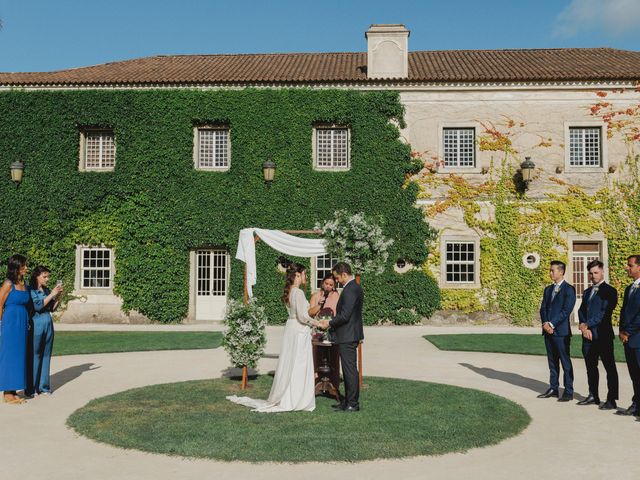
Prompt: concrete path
<box><xmin>2</xmin><ymin>325</ymin><xmax>639</xmax><ymax>480</ymax></box>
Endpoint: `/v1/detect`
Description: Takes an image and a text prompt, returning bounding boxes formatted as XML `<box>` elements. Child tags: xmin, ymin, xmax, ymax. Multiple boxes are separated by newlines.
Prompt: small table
<box><xmin>312</xmin><ymin>340</ymin><xmax>341</xmax><ymax>402</ymax></box>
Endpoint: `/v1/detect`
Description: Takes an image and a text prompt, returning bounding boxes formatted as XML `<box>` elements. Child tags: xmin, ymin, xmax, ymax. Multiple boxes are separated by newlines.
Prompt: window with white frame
<box><xmin>80</xmin><ymin>129</ymin><xmax>115</xmax><ymax>171</ymax></box>
<box><xmin>569</xmin><ymin>126</ymin><xmax>602</xmax><ymax>167</ymax></box>
<box><xmin>314</xmin><ymin>254</ymin><xmax>338</xmax><ymax>290</ymax></box>
<box><xmin>196</xmin><ymin>249</ymin><xmax>228</xmax><ymax>296</ymax></box>
<box><xmin>314</xmin><ymin>126</ymin><xmax>350</xmax><ymax>169</ymax></box>
<box><xmin>443</xmin><ymin>127</ymin><xmax>475</xmax><ymax>168</ymax></box>
<box><xmin>443</xmin><ymin>241</ymin><xmax>477</xmax><ymax>284</ymax></box>
<box><xmin>195</xmin><ymin>126</ymin><xmax>230</xmax><ymax>170</ymax></box>
<box><xmin>79</xmin><ymin>247</ymin><xmax>113</xmax><ymax>289</ymax></box>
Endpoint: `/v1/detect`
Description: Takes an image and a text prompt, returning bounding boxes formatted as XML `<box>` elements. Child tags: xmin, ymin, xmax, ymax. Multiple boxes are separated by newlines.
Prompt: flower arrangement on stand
<box><xmin>222</xmin><ymin>299</ymin><xmax>268</xmax><ymax>389</ymax></box>
<box><xmin>315</xmin><ymin>210</ymin><xmax>394</xmax><ymax>276</ymax></box>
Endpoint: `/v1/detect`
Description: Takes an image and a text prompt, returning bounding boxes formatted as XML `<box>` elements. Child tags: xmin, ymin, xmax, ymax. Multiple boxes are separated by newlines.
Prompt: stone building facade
<box><xmin>2</xmin><ymin>24</ymin><xmax>639</xmax><ymax>323</ymax></box>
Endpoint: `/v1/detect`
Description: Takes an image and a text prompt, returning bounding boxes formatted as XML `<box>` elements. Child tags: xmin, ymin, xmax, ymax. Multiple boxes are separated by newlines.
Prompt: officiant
<box><xmin>308</xmin><ymin>274</ymin><xmax>341</xmax><ymax>401</ymax></box>
<box><xmin>309</xmin><ymin>274</ymin><xmax>340</xmax><ymax>317</ymax></box>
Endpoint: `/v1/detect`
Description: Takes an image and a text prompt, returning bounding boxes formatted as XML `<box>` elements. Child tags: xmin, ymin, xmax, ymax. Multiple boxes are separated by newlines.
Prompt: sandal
<box><xmin>3</xmin><ymin>395</ymin><xmax>25</xmax><ymax>404</ymax></box>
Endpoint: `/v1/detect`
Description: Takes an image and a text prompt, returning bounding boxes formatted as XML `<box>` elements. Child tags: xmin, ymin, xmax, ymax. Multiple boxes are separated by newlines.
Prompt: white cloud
<box><xmin>553</xmin><ymin>0</ymin><xmax>640</xmax><ymax>38</ymax></box>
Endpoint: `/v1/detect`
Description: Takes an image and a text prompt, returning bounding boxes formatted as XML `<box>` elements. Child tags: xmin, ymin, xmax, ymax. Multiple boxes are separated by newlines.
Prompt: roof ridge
<box><xmin>411</xmin><ymin>47</ymin><xmax>634</xmax><ymax>54</ymax></box>
<box><xmin>156</xmin><ymin>51</ymin><xmax>364</xmax><ymax>58</ymax></box>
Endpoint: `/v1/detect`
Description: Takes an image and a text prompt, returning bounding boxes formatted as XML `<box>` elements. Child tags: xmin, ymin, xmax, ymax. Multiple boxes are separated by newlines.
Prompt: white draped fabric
<box><xmin>236</xmin><ymin>228</ymin><xmax>327</xmax><ymax>297</ymax></box>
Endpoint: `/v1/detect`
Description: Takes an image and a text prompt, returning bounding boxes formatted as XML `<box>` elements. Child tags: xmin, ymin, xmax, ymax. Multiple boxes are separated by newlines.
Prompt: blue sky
<box><xmin>0</xmin><ymin>0</ymin><xmax>638</xmax><ymax>72</ymax></box>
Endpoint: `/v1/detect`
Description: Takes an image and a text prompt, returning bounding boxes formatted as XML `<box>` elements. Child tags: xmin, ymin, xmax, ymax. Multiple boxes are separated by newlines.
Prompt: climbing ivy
<box><xmin>417</xmin><ymin>87</ymin><xmax>640</xmax><ymax>324</ymax></box>
<box><xmin>0</xmin><ymin>89</ymin><xmax>439</xmax><ymax>324</ymax></box>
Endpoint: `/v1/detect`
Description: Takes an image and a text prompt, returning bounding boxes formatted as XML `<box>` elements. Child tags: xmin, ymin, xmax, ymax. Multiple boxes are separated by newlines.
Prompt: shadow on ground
<box><xmin>459</xmin><ymin>362</ymin><xmax>585</xmax><ymax>400</ymax></box>
<box><xmin>51</xmin><ymin>363</ymin><xmax>100</xmax><ymax>391</ymax></box>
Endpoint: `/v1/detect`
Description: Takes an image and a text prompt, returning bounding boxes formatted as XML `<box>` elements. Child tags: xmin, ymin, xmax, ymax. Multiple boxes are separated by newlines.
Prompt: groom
<box><xmin>318</xmin><ymin>262</ymin><xmax>364</xmax><ymax>412</ymax></box>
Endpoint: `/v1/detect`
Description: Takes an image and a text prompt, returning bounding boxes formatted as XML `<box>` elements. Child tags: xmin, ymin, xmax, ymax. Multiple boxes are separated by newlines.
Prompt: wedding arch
<box><xmin>234</xmin><ymin>227</ymin><xmax>364</xmax><ymax>389</ymax></box>
<box><xmin>236</xmin><ymin>228</ymin><xmax>327</xmax><ymax>300</ymax></box>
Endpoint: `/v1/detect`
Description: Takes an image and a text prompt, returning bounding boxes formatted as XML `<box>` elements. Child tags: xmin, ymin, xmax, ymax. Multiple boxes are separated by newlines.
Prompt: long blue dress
<box><xmin>0</xmin><ymin>283</ymin><xmax>29</xmax><ymax>391</ymax></box>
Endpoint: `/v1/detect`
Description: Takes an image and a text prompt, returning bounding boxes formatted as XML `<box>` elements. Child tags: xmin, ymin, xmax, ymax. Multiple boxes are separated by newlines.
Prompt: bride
<box><xmin>227</xmin><ymin>263</ymin><xmax>319</xmax><ymax>412</ymax></box>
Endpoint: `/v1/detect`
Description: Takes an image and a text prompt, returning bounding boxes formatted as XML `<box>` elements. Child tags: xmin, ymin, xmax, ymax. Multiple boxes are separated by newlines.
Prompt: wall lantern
<box><xmin>10</xmin><ymin>160</ymin><xmax>24</xmax><ymax>188</ymax></box>
<box><xmin>520</xmin><ymin>157</ymin><xmax>536</xmax><ymax>185</ymax></box>
<box><xmin>262</xmin><ymin>159</ymin><xmax>276</xmax><ymax>186</ymax></box>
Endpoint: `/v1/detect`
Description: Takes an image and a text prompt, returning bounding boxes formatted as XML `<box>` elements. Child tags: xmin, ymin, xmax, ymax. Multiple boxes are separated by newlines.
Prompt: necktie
<box><xmin>551</xmin><ymin>284</ymin><xmax>560</xmax><ymax>301</ymax></box>
<box><xmin>589</xmin><ymin>286</ymin><xmax>599</xmax><ymax>301</ymax></box>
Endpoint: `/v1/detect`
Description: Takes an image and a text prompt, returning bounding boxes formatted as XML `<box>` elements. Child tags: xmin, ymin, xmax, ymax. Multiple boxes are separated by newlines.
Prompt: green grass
<box><xmin>425</xmin><ymin>334</ymin><xmax>626</xmax><ymax>362</ymax></box>
<box><xmin>67</xmin><ymin>376</ymin><xmax>530</xmax><ymax>463</ymax></box>
<box><xmin>52</xmin><ymin>331</ymin><xmax>222</xmax><ymax>356</ymax></box>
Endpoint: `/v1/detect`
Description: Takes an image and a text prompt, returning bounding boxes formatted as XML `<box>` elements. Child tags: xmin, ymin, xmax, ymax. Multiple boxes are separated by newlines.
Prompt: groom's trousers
<box><xmin>339</xmin><ymin>341</ymin><xmax>360</xmax><ymax>408</ymax></box>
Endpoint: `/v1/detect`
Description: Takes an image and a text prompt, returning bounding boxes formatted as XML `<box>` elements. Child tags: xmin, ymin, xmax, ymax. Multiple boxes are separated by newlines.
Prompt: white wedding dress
<box><xmin>227</xmin><ymin>287</ymin><xmax>316</xmax><ymax>412</ymax></box>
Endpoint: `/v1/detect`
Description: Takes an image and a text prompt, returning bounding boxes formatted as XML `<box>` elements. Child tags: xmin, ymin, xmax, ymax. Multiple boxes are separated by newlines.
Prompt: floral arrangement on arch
<box><xmin>222</xmin><ymin>299</ymin><xmax>268</xmax><ymax>369</ymax></box>
<box><xmin>315</xmin><ymin>210</ymin><xmax>394</xmax><ymax>276</ymax></box>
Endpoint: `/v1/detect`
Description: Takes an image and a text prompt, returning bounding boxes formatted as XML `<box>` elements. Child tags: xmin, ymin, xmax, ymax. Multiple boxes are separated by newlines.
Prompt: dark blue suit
<box><xmin>540</xmin><ymin>281</ymin><xmax>576</xmax><ymax>394</ymax></box>
<box><xmin>329</xmin><ymin>279</ymin><xmax>364</xmax><ymax>409</ymax></box>
<box><xmin>619</xmin><ymin>281</ymin><xmax>640</xmax><ymax>404</ymax></box>
<box><xmin>578</xmin><ymin>282</ymin><xmax>618</xmax><ymax>401</ymax></box>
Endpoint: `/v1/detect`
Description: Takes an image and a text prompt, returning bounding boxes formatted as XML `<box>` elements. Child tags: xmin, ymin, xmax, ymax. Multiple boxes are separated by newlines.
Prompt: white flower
<box><xmin>222</xmin><ymin>299</ymin><xmax>268</xmax><ymax>368</ymax></box>
<box><xmin>317</xmin><ymin>210</ymin><xmax>393</xmax><ymax>276</ymax></box>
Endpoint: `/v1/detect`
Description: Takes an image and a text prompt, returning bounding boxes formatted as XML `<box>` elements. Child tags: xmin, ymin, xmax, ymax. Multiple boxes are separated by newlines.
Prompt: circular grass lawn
<box><xmin>68</xmin><ymin>376</ymin><xmax>530</xmax><ymax>463</ymax></box>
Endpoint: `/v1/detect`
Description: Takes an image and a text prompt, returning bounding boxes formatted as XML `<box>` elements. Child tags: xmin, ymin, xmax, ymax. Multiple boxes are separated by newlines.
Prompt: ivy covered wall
<box><xmin>416</xmin><ymin>89</ymin><xmax>640</xmax><ymax>324</ymax></box>
<box><xmin>0</xmin><ymin>89</ymin><xmax>440</xmax><ymax>324</ymax></box>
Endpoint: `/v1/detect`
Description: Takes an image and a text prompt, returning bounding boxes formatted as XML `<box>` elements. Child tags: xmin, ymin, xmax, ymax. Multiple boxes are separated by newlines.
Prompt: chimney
<box><xmin>365</xmin><ymin>24</ymin><xmax>410</xmax><ymax>79</ymax></box>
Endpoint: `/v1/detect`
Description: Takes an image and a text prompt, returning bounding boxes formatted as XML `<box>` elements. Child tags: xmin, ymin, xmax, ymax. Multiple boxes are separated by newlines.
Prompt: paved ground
<box><xmin>2</xmin><ymin>325</ymin><xmax>639</xmax><ymax>480</ymax></box>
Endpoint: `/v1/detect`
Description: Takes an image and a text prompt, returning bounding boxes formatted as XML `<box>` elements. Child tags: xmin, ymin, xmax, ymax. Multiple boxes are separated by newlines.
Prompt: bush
<box><xmin>362</xmin><ymin>270</ymin><xmax>440</xmax><ymax>325</ymax></box>
<box><xmin>390</xmin><ymin>309</ymin><xmax>421</xmax><ymax>325</ymax></box>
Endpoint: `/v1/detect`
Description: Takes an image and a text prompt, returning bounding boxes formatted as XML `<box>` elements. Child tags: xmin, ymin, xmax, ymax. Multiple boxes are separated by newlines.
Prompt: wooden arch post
<box><xmin>241</xmin><ymin>229</ymin><xmax>364</xmax><ymax>390</ymax></box>
<box><xmin>355</xmin><ymin>274</ymin><xmax>364</xmax><ymax>389</ymax></box>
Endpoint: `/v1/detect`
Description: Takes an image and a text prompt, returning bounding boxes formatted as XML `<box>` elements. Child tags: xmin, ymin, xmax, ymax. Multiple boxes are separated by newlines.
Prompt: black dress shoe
<box><xmin>615</xmin><ymin>404</ymin><xmax>638</xmax><ymax>416</ymax></box>
<box><xmin>577</xmin><ymin>394</ymin><xmax>600</xmax><ymax>406</ymax></box>
<box><xmin>342</xmin><ymin>405</ymin><xmax>360</xmax><ymax>412</ymax></box>
<box><xmin>331</xmin><ymin>403</ymin><xmax>345</xmax><ymax>411</ymax></box>
<box><xmin>599</xmin><ymin>400</ymin><xmax>617</xmax><ymax>410</ymax></box>
<box><xmin>537</xmin><ymin>389</ymin><xmax>559</xmax><ymax>398</ymax></box>
<box><xmin>558</xmin><ymin>393</ymin><xmax>574</xmax><ymax>402</ymax></box>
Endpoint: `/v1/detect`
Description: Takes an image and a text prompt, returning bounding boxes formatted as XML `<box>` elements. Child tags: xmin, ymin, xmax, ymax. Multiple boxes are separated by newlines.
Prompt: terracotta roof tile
<box><xmin>0</xmin><ymin>48</ymin><xmax>638</xmax><ymax>86</ymax></box>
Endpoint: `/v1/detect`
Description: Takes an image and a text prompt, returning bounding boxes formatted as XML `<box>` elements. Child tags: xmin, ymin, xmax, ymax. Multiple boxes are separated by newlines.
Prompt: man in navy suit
<box><xmin>577</xmin><ymin>260</ymin><xmax>618</xmax><ymax>409</ymax></box>
<box><xmin>538</xmin><ymin>260</ymin><xmax>577</xmax><ymax>401</ymax></box>
<box><xmin>318</xmin><ymin>262</ymin><xmax>364</xmax><ymax>412</ymax></box>
<box><xmin>617</xmin><ymin>254</ymin><xmax>640</xmax><ymax>417</ymax></box>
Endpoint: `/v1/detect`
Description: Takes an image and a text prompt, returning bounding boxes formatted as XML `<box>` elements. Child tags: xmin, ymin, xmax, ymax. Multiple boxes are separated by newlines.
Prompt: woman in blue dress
<box><xmin>27</xmin><ymin>266</ymin><xmax>63</xmax><ymax>396</ymax></box>
<box><xmin>0</xmin><ymin>254</ymin><xmax>30</xmax><ymax>404</ymax></box>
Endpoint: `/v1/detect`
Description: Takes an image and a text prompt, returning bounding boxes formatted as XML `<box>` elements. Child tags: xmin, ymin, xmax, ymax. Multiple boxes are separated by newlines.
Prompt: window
<box><xmin>569</xmin><ymin>127</ymin><xmax>602</xmax><ymax>167</ymax></box>
<box><xmin>571</xmin><ymin>241</ymin><xmax>602</xmax><ymax>298</ymax></box>
<box><xmin>195</xmin><ymin>126</ymin><xmax>230</xmax><ymax>170</ymax></box>
<box><xmin>80</xmin><ymin>129</ymin><xmax>115</xmax><ymax>171</ymax></box>
<box><xmin>441</xmin><ymin>239</ymin><xmax>479</xmax><ymax>286</ymax></box>
<box><xmin>443</xmin><ymin>128</ymin><xmax>475</xmax><ymax>168</ymax></box>
<box><xmin>314</xmin><ymin>126</ymin><xmax>350</xmax><ymax>170</ymax></box>
<box><xmin>314</xmin><ymin>254</ymin><xmax>338</xmax><ymax>290</ymax></box>
<box><xmin>79</xmin><ymin>247</ymin><xmax>113</xmax><ymax>289</ymax></box>
<box><xmin>196</xmin><ymin>249</ymin><xmax>228</xmax><ymax>296</ymax></box>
